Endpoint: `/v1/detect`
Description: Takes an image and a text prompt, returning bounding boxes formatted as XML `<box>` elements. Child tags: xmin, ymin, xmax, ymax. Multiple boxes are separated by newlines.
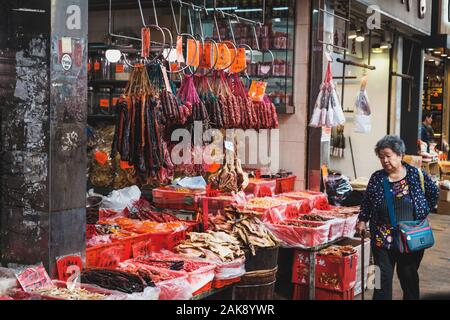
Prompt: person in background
<box><xmin>356</xmin><ymin>135</ymin><xmax>439</xmax><ymax>300</ymax></box>
<box><xmin>421</xmin><ymin>112</ymin><xmax>434</xmax><ymax>152</ymax></box>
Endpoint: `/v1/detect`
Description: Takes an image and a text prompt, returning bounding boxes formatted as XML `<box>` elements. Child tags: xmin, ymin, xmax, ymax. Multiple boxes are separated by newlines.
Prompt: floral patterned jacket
<box><xmin>358</xmin><ymin>163</ymin><xmax>439</xmax><ymax>234</ymax></box>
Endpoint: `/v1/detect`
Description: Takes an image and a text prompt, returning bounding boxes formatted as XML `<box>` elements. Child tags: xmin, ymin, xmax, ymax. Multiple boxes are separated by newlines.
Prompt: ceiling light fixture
<box><xmin>348</xmin><ymin>30</ymin><xmax>357</xmax><ymax>40</ymax></box>
<box><xmin>105</xmin><ymin>49</ymin><xmax>122</xmax><ymax>63</ymax></box>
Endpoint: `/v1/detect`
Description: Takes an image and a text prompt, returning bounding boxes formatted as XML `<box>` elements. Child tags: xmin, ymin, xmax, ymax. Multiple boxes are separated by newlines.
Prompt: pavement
<box><xmin>355</xmin><ymin>213</ymin><xmax>450</xmax><ymax>300</ymax></box>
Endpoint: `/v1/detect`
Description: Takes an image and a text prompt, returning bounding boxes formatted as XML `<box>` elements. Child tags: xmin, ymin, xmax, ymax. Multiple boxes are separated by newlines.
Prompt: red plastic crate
<box><xmin>275</xmin><ymin>176</ymin><xmax>297</xmax><ymax>194</ymax></box>
<box><xmin>193</xmin><ymin>281</ymin><xmax>213</xmax><ymax>296</ymax></box>
<box><xmin>245</xmin><ymin>179</ymin><xmax>277</xmax><ymax>197</ymax></box>
<box><xmin>292</xmin><ymin>285</ymin><xmax>354</xmax><ymax>300</ymax></box>
<box><xmin>212</xmin><ymin>277</ymin><xmax>241</xmax><ymax>289</ymax></box>
<box><xmin>292</xmin><ymin>249</ymin><xmax>358</xmax><ymax>292</ymax></box>
<box><xmin>86</xmin><ymin>241</ymin><xmax>130</xmax><ymax>269</ymax></box>
<box><xmin>152</xmin><ymin>187</ymin><xmax>205</xmax><ymax>211</ymax></box>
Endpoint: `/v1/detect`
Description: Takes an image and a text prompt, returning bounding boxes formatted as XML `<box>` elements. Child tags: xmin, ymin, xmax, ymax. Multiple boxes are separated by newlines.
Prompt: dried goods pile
<box><xmin>81</xmin><ymin>269</ymin><xmax>149</xmax><ymax>294</ymax></box>
<box><xmin>32</xmin><ymin>287</ymin><xmax>107</xmax><ymax>300</ymax></box>
<box><xmin>174</xmin><ymin>231</ymin><xmax>244</xmax><ymax>263</ymax></box>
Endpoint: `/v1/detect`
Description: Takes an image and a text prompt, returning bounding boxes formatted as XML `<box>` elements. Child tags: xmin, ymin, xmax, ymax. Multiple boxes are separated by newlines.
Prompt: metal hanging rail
<box><xmin>170</xmin><ymin>0</ymin><xmax>264</xmax><ymax>26</ymax></box>
<box><xmin>391</xmin><ymin>71</ymin><xmax>415</xmax><ymax>82</ymax></box>
<box><xmin>336</xmin><ymin>58</ymin><xmax>376</xmax><ymax>70</ymax></box>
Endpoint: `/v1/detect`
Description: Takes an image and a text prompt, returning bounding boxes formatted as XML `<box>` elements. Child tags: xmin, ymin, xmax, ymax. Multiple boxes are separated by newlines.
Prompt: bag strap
<box><xmin>383</xmin><ymin>177</ymin><xmax>398</xmax><ymax>228</ymax></box>
<box><xmin>417</xmin><ymin>168</ymin><xmax>425</xmax><ymax>193</ymax></box>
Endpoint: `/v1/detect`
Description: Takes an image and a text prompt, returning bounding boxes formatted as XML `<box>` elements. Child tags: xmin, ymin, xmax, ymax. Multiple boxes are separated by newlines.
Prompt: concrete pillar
<box><xmin>0</xmin><ymin>0</ymin><xmax>88</xmax><ymax>277</ymax></box>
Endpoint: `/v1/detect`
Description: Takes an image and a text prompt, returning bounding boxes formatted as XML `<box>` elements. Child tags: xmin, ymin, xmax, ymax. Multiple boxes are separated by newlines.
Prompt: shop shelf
<box><xmin>88</xmin><ymin>80</ymin><xmax>129</xmax><ymax>87</ymax></box>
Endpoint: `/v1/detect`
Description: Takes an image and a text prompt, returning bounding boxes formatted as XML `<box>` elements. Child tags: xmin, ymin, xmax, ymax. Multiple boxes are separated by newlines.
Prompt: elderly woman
<box><xmin>356</xmin><ymin>135</ymin><xmax>439</xmax><ymax>300</ymax></box>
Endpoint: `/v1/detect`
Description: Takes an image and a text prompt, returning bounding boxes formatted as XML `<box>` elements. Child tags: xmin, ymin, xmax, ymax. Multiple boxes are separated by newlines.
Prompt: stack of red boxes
<box><xmin>291</xmin><ymin>248</ymin><xmax>358</xmax><ymax>300</ymax></box>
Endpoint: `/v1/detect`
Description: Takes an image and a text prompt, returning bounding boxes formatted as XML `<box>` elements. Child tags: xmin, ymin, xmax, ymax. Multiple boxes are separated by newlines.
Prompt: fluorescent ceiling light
<box><xmin>235</xmin><ymin>8</ymin><xmax>263</xmax><ymax>12</ymax></box>
<box><xmin>205</xmin><ymin>7</ymin><xmax>238</xmax><ymax>11</ymax></box>
<box><xmin>441</xmin><ymin>53</ymin><xmax>448</xmax><ymax>57</ymax></box>
<box><xmin>273</xmin><ymin>7</ymin><xmax>289</xmax><ymax>11</ymax></box>
<box><xmin>12</xmin><ymin>8</ymin><xmax>46</xmax><ymax>13</ymax></box>
<box><xmin>355</xmin><ymin>35</ymin><xmax>365</xmax><ymax>42</ymax></box>
<box><xmin>380</xmin><ymin>42</ymin><xmax>391</xmax><ymax>49</ymax></box>
<box><xmin>273</xmin><ymin>18</ymin><xmax>281</xmax><ymax>22</ymax></box>
<box><xmin>428</xmin><ymin>59</ymin><xmax>435</xmax><ymax>62</ymax></box>
<box><xmin>105</xmin><ymin>49</ymin><xmax>122</xmax><ymax>63</ymax></box>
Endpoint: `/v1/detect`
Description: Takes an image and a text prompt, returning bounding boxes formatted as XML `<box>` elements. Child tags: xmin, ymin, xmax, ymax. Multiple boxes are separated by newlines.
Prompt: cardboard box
<box><xmin>422</xmin><ymin>161</ymin><xmax>440</xmax><ymax>176</ymax></box>
<box><xmin>404</xmin><ymin>155</ymin><xmax>422</xmax><ymax>169</ymax></box>
<box><xmin>337</xmin><ymin>238</ymin><xmax>371</xmax><ymax>297</ymax></box>
<box><xmin>439</xmin><ymin>189</ymin><xmax>450</xmax><ymax>202</ymax></box>
<box><xmin>439</xmin><ymin>161</ymin><xmax>450</xmax><ymax>174</ymax></box>
<box><xmin>437</xmin><ymin>201</ymin><xmax>450</xmax><ymax>215</ymax></box>
<box><xmin>441</xmin><ymin>174</ymin><xmax>450</xmax><ymax>181</ymax></box>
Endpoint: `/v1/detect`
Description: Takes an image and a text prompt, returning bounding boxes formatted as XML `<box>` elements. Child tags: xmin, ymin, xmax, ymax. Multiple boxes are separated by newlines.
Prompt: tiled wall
<box><xmin>278</xmin><ymin>0</ymin><xmax>310</xmax><ymax>190</ymax></box>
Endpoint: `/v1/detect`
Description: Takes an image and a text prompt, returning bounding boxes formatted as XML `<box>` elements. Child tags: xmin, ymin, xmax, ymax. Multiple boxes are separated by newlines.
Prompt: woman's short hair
<box><xmin>375</xmin><ymin>135</ymin><xmax>406</xmax><ymax>156</ymax></box>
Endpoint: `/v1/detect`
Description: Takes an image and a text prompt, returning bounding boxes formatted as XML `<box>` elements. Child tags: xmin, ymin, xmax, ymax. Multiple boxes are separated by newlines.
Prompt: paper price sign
<box><xmin>187</xmin><ymin>39</ymin><xmax>200</xmax><ymax>67</ymax></box>
<box><xmin>200</xmin><ymin>42</ymin><xmax>213</xmax><ymax>69</ymax></box>
<box><xmin>215</xmin><ymin>43</ymin><xmax>231</xmax><ymax>70</ymax></box>
<box><xmin>249</xmin><ymin>81</ymin><xmax>267</xmax><ymax>102</ymax></box>
<box><xmin>16</xmin><ymin>265</ymin><xmax>54</xmax><ymax>292</ymax></box>
<box><xmin>176</xmin><ymin>36</ymin><xmax>185</xmax><ymax>63</ymax></box>
<box><xmin>230</xmin><ymin>48</ymin><xmax>247</xmax><ymax>73</ymax></box>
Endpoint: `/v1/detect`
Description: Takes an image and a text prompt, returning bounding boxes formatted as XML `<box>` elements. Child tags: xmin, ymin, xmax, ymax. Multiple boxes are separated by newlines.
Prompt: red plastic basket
<box><xmin>292</xmin><ymin>249</ymin><xmax>358</xmax><ymax>292</ymax></box>
<box><xmin>275</xmin><ymin>176</ymin><xmax>296</xmax><ymax>194</ymax></box>
<box><xmin>193</xmin><ymin>281</ymin><xmax>213</xmax><ymax>296</ymax></box>
<box><xmin>86</xmin><ymin>241</ymin><xmax>131</xmax><ymax>269</ymax></box>
<box><xmin>292</xmin><ymin>284</ymin><xmax>354</xmax><ymax>300</ymax></box>
<box><xmin>152</xmin><ymin>187</ymin><xmax>205</xmax><ymax>211</ymax></box>
<box><xmin>212</xmin><ymin>277</ymin><xmax>241</xmax><ymax>289</ymax></box>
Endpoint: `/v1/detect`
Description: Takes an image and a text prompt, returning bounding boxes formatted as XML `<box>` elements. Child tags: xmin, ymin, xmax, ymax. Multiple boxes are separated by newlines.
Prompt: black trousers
<box><xmin>372</xmin><ymin>244</ymin><xmax>424</xmax><ymax>300</ymax></box>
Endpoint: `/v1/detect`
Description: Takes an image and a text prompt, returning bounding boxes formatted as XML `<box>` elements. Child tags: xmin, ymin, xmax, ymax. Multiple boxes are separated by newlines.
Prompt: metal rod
<box><xmin>391</xmin><ymin>71</ymin><xmax>414</xmax><ymax>81</ymax></box>
<box><xmin>341</xmin><ymin>0</ymin><xmax>351</xmax><ymax>113</ymax></box>
<box><xmin>349</xmin><ymin>136</ymin><xmax>357</xmax><ymax>179</ymax></box>
<box><xmin>319</xmin><ymin>8</ymin><xmax>351</xmax><ymax>22</ymax></box>
<box><xmin>172</xmin><ymin>0</ymin><xmax>262</xmax><ymax>26</ymax></box>
<box><xmin>334</xmin><ymin>76</ymin><xmax>357</xmax><ymax>80</ymax></box>
<box><xmin>336</xmin><ymin>58</ymin><xmax>376</xmax><ymax>70</ymax></box>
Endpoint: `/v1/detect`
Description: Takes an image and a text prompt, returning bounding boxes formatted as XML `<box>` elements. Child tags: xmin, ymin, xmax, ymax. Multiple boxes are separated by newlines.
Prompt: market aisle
<box><xmin>356</xmin><ymin>213</ymin><xmax>450</xmax><ymax>300</ymax></box>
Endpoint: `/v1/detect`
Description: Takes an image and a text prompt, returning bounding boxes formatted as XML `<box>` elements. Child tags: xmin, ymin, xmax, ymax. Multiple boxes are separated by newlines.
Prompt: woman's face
<box><xmin>377</xmin><ymin>148</ymin><xmax>403</xmax><ymax>173</ymax></box>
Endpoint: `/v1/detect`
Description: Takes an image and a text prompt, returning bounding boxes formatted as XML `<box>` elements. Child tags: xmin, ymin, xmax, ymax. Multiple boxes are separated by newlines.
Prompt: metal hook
<box><xmin>169</xmin><ymin>0</ymin><xmax>180</xmax><ymax>35</ymax></box>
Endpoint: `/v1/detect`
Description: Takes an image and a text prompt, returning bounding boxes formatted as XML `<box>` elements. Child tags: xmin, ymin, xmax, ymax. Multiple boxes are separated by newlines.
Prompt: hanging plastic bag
<box><xmin>310</xmin><ymin>61</ymin><xmax>345</xmax><ymax>128</ymax></box>
<box><xmin>354</xmin><ymin>75</ymin><xmax>372</xmax><ymax>133</ymax></box>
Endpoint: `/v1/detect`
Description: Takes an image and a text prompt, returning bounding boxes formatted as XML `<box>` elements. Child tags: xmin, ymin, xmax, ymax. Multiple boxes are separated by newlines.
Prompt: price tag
<box><xmin>187</xmin><ymin>39</ymin><xmax>200</xmax><ymax>67</ymax></box>
<box><xmin>176</xmin><ymin>36</ymin><xmax>185</xmax><ymax>63</ymax></box>
<box><xmin>120</xmin><ymin>160</ymin><xmax>134</xmax><ymax>170</ymax></box>
<box><xmin>200</xmin><ymin>42</ymin><xmax>213</xmax><ymax>69</ymax></box>
<box><xmin>248</xmin><ymin>81</ymin><xmax>267</xmax><ymax>102</ymax></box>
<box><xmin>161</xmin><ymin>65</ymin><xmax>173</xmax><ymax>94</ymax></box>
<box><xmin>94</xmin><ymin>62</ymin><xmax>100</xmax><ymax>71</ymax></box>
<box><xmin>87</xmin><ymin>63</ymin><xmax>91</xmax><ymax>72</ymax></box>
<box><xmin>224</xmin><ymin>140</ymin><xmax>234</xmax><ymax>152</ymax></box>
<box><xmin>16</xmin><ymin>265</ymin><xmax>54</xmax><ymax>292</ymax></box>
<box><xmin>94</xmin><ymin>150</ymin><xmax>109</xmax><ymax>166</ymax></box>
<box><xmin>215</xmin><ymin>43</ymin><xmax>231</xmax><ymax>70</ymax></box>
<box><xmin>56</xmin><ymin>255</ymin><xmax>82</xmax><ymax>282</ymax></box>
<box><xmin>112</xmin><ymin>97</ymin><xmax>119</xmax><ymax>106</ymax></box>
<box><xmin>230</xmin><ymin>48</ymin><xmax>247</xmax><ymax>73</ymax></box>
<box><xmin>116</xmin><ymin>64</ymin><xmax>124</xmax><ymax>73</ymax></box>
<box><xmin>141</xmin><ymin>27</ymin><xmax>151</xmax><ymax>58</ymax></box>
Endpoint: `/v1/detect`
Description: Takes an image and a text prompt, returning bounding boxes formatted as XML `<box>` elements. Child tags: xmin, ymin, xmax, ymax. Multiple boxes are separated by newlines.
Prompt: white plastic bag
<box><xmin>101</xmin><ymin>186</ymin><xmax>141</xmax><ymax>211</ymax></box>
<box><xmin>126</xmin><ymin>286</ymin><xmax>160</xmax><ymax>300</ymax></box>
<box><xmin>354</xmin><ymin>114</ymin><xmax>372</xmax><ymax>133</ymax></box>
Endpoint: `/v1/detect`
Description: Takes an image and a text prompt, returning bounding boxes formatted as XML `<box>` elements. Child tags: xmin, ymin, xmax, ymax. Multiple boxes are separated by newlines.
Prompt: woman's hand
<box><xmin>355</xmin><ymin>221</ymin><xmax>367</xmax><ymax>236</ymax></box>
